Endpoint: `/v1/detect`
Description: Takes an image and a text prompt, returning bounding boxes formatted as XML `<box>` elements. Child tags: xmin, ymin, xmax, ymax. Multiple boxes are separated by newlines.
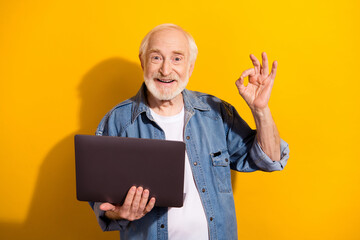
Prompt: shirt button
<box><xmin>210</xmin><ymin>217</ymin><xmax>213</xmax><ymax>221</ymax></box>
<box><xmin>202</xmin><ymin>188</ymin><xmax>205</xmax><ymax>193</ymax></box>
<box><xmin>225</xmin><ymin>158</ymin><xmax>228</xmax><ymax>162</ymax></box>
<box><xmin>186</xmin><ymin>136</ymin><xmax>190</xmax><ymax>140</ymax></box>
<box><xmin>193</xmin><ymin>162</ymin><xmax>197</xmax><ymax>166</ymax></box>
<box><xmin>161</xmin><ymin>224</ymin><xmax>165</xmax><ymax>228</ymax></box>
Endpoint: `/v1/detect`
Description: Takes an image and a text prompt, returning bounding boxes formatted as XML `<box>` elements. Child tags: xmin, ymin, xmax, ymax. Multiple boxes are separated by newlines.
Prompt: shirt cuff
<box><xmin>93</xmin><ymin>202</ymin><xmax>129</xmax><ymax>231</ymax></box>
<box><xmin>250</xmin><ymin>138</ymin><xmax>290</xmax><ymax>172</ymax></box>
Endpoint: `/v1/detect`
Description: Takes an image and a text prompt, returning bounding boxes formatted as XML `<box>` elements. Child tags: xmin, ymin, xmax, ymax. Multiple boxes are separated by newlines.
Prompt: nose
<box><xmin>159</xmin><ymin>59</ymin><xmax>171</xmax><ymax>76</ymax></box>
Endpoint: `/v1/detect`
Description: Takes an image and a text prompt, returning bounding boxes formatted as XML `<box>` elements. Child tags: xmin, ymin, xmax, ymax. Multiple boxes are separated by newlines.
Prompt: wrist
<box><xmin>251</xmin><ymin>106</ymin><xmax>270</xmax><ymax>119</ymax></box>
<box><xmin>251</xmin><ymin>106</ymin><xmax>276</xmax><ymax>131</ymax></box>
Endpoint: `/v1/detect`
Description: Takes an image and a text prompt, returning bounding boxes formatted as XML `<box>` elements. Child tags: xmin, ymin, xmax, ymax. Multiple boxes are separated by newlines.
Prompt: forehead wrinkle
<box><xmin>147</xmin><ymin>29</ymin><xmax>189</xmax><ymax>56</ymax></box>
<box><xmin>147</xmin><ymin>48</ymin><xmax>161</xmax><ymax>54</ymax></box>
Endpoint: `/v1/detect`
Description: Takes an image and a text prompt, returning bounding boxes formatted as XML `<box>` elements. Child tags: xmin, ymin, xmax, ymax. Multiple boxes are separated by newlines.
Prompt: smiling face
<box><xmin>141</xmin><ymin>28</ymin><xmax>194</xmax><ymax>101</ymax></box>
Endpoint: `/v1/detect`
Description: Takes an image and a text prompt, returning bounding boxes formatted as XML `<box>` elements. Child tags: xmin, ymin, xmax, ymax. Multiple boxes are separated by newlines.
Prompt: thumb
<box><xmin>100</xmin><ymin>202</ymin><xmax>116</xmax><ymax>211</ymax></box>
<box><xmin>235</xmin><ymin>77</ymin><xmax>246</xmax><ymax>95</ymax></box>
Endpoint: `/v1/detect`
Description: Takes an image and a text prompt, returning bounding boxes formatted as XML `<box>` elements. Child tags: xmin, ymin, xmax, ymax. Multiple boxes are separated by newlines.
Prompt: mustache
<box><xmin>152</xmin><ymin>72</ymin><xmax>180</xmax><ymax>81</ymax></box>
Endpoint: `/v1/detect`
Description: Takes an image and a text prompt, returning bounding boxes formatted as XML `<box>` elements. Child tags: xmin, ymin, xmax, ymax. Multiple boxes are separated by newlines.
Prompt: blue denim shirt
<box><xmin>91</xmin><ymin>84</ymin><xmax>289</xmax><ymax>240</ymax></box>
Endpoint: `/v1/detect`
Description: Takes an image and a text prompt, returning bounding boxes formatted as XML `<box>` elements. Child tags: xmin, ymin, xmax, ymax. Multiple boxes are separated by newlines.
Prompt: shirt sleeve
<box><xmin>250</xmin><ymin>138</ymin><xmax>290</xmax><ymax>172</ymax></box>
<box><xmin>221</xmin><ymin>100</ymin><xmax>289</xmax><ymax>172</ymax></box>
<box><xmin>92</xmin><ymin>202</ymin><xmax>130</xmax><ymax>231</ymax></box>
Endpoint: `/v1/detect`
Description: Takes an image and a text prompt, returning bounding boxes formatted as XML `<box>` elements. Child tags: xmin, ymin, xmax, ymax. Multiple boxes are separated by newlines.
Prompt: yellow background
<box><xmin>1</xmin><ymin>0</ymin><xmax>359</xmax><ymax>239</ymax></box>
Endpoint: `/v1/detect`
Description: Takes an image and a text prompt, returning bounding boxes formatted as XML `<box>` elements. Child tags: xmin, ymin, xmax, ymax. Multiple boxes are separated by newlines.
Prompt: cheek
<box><xmin>144</xmin><ymin>65</ymin><xmax>158</xmax><ymax>77</ymax></box>
<box><xmin>175</xmin><ymin>66</ymin><xmax>190</xmax><ymax>78</ymax></box>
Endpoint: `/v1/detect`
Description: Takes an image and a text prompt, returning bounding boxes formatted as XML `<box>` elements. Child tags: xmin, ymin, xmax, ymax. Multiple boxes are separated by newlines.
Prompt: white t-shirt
<box><xmin>150</xmin><ymin>107</ymin><xmax>209</xmax><ymax>240</ymax></box>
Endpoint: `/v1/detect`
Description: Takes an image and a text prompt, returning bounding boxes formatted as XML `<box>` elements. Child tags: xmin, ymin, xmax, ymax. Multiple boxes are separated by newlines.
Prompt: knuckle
<box><xmin>123</xmin><ymin>202</ymin><xmax>131</xmax><ymax>209</ymax></box>
<box><xmin>132</xmin><ymin>203</ymin><xmax>139</xmax><ymax>210</ymax></box>
<box><xmin>120</xmin><ymin>212</ymin><xmax>129</xmax><ymax>220</ymax></box>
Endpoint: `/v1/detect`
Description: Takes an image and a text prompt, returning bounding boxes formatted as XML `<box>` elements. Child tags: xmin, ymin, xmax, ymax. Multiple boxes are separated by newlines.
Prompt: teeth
<box><xmin>157</xmin><ymin>78</ymin><xmax>174</xmax><ymax>83</ymax></box>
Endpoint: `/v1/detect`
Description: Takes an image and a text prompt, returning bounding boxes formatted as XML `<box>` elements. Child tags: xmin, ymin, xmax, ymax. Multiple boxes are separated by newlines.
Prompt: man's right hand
<box><xmin>99</xmin><ymin>186</ymin><xmax>156</xmax><ymax>221</ymax></box>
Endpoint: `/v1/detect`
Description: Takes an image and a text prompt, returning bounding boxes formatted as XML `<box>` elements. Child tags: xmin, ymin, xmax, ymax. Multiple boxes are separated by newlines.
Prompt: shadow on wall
<box><xmin>0</xmin><ymin>57</ymin><xmax>240</xmax><ymax>240</ymax></box>
<box><xmin>0</xmin><ymin>58</ymin><xmax>143</xmax><ymax>240</ymax></box>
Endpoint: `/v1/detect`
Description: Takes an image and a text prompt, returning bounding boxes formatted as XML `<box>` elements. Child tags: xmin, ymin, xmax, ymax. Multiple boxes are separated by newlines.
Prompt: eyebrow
<box><xmin>147</xmin><ymin>48</ymin><xmax>160</xmax><ymax>54</ymax></box>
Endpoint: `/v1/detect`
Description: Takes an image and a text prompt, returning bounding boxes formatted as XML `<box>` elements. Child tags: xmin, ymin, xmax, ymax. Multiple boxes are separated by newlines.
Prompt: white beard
<box><xmin>144</xmin><ymin>72</ymin><xmax>189</xmax><ymax>101</ymax></box>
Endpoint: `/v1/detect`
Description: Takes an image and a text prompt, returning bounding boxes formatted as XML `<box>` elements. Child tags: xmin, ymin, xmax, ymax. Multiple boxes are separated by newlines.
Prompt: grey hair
<box><xmin>139</xmin><ymin>23</ymin><xmax>198</xmax><ymax>64</ymax></box>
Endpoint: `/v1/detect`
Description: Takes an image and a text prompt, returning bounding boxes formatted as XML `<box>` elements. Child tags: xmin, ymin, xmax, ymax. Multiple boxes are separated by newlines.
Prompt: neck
<box><xmin>147</xmin><ymin>90</ymin><xmax>184</xmax><ymax>116</ymax></box>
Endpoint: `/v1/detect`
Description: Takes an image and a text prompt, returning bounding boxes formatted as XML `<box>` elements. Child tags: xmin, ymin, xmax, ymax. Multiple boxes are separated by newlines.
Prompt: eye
<box><xmin>150</xmin><ymin>55</ymin><xmax>162</xmax><ymax>63</ymax></box>
<box><xmin>173</xmin><ymin>56</ymin><xmax>183</xmax><ymax>63</ymax></box>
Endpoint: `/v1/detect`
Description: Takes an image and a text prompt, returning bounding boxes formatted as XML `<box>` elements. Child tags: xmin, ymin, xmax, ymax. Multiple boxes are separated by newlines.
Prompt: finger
<box><xmin>261</xmin><ymin>52</ymin><xmax>269</xmax><ymax>76</ymax></box>
<box><xmin>131</xmin><ymin>187</ymin><xmax>144</xmax><ymax>211</ymax></box>
<box><xmin>236</xmin><ymin>68</ymin><xmax>255</xmax><ymax>95</ymax></box>
<box><xmin>144</xmin><ymin>197</ymin><xmax>156</xmax><ymax>214</ymax></box>
<box><xmin>250</xmin><ymin>54</ymin><xmax>261</xmax><ymax>74</ymax></box>
<box><xmin>269</xmin><ymin>60</ymin><xmax>278</xmax><ymax>79</ymax></box>
<box><xmin>139</xmin><ymin>188</ymin><xmax>150</xmax><ymax>207</ymax></box>
<box><xmin>235</xmin><ymin>77</ymin><xmax>246</xmax><ymax>94</ymax></box>
<box><xmin>100</xmin><ymin>202</ymin><xmax>116</xmax><ymax>212</ymax></box>
<box><xmin>235</xmin><ymin>76</ymin><xmax>244</xmax><ymax>87</ymax></box>
<box><xmin>122</xmin><ymin>186</ymin><xmax>137</xmax><ymax>211</ymax></box>
<box><xmin>240</xmin><ymin>68</ymin><xmax>255</xmax><ymax>79</ymax></box>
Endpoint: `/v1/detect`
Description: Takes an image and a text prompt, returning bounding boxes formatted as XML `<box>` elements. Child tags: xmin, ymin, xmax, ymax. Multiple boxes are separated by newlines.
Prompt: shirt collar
<box><xmin>131</xmin><ymin>83</ymin><xmax>210</xmax><ymax>123</ymax></box>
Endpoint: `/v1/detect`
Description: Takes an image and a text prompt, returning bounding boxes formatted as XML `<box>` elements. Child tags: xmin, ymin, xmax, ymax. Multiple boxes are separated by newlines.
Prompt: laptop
<box><xmin>74</xmin><ymin>134</ymin><xmax>185</xmax><ymax>207</ymax></box>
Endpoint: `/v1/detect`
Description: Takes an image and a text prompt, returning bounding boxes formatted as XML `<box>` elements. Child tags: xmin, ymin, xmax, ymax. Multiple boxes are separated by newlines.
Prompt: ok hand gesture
<box><xmin>235</xmin><ymin>52</ymin><xmax>277</xmax><ymax>111</ymax></box>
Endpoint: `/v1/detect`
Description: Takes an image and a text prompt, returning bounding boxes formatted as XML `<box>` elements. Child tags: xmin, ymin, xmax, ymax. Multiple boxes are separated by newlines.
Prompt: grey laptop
<box><xmin>74</xmin><ymin>134</ymin><xmax>185</xmax><ymax>207</ymax></box>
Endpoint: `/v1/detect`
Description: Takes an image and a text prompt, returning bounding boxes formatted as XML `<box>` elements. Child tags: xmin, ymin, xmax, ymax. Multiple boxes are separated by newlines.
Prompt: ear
<box><xmin>139</xmin><ymin>54</ymin><xmax>144</xmax><ymax>70</ymax></box>
<box><xmin>188</xmin><ymin>61</ymin><xmax>195</xmax><ymax>77</ymax></box>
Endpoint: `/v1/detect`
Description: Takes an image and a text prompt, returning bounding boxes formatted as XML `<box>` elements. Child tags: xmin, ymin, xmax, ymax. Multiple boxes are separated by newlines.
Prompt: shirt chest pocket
<box><xmin>211</xmin><ymin>149</ymin><xmax>232</xmax><ymax>193</ymax></box>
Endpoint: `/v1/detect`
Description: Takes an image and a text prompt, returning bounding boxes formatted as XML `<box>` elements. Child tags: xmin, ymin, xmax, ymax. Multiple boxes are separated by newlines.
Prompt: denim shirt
<box><xmin>91</xmin><ymin>84</ymin><xmax>289</xmax><ymax>240</ymax></box>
